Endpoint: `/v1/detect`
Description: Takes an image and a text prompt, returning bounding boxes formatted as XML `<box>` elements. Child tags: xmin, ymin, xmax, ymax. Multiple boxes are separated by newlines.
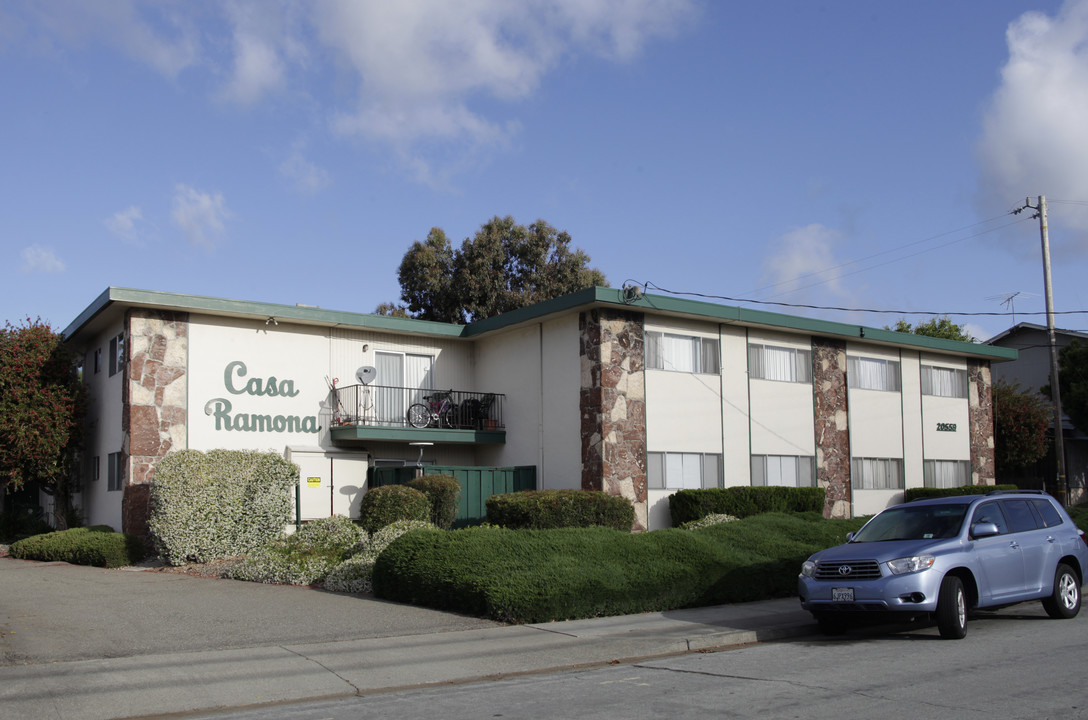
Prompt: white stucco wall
<box><xmin>721</xmin><ymin>326</ymin><xmax>752</xmax><ymax>487</ymax></box>
<box><xmin>74</xmin><ymin>321</ymin><xmax>126</xmax><ymax>530</ymax></box>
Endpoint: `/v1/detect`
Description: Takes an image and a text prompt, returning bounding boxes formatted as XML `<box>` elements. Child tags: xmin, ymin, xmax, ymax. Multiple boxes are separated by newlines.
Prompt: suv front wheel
<box><xmin>936</xmin><ymin>575</ymin><xmax>968</xmax><ymax>639</ymax></box>
<box><xmin>1042</xmin><ymin>563</ymin><xmax>1081</xmax><ymax>619</ymax></box>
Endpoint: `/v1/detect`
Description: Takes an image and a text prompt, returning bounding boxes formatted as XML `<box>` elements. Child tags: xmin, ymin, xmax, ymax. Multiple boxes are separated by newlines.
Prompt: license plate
<box><xmin>832</xmin><ymin>587</ymin><xmax>854</xmax><ymax>602</ymax></box>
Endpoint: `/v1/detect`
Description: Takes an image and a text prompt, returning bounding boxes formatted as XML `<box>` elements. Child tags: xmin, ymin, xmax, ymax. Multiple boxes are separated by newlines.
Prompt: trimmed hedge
<box><xmin>903</xmin><ymin>484</ymin><xmax>1018</xmax><ymax>502</ymax></box>
<box><xmin>148</xmin><ymin>449</ymin><xmax>299</xmax><ymax>565</ymax></box>
<box><xmin>407</xmin><ymin>474</ymin><xmax>461</xmax><ymax>529</ymax></box>
<box><xmin>373</xmin><ymin>512</ymin><xmax>866</xmax><ymax>623</ymax></box>
<box><xmin>669</xmin><ymin>487</ymin><xmax>825</xmax><ymax>526</ymax></box>
<box><xmin>9</xmin><ymin>526</ymin><xmax>145</xmax><ymax>568</ymax></box>
<box><xmin>486</xmin><ymin>489</ymin><xmax>634</xmax><ymax>531</ymax></box>
<box><xmin>359</xmin><ymin>485</ymin><xmax>431</xmax><ymax>534</ymax></box>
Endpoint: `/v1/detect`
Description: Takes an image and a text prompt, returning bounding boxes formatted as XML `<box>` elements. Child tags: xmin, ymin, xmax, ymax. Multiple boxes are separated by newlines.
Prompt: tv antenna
<box><xmin>985</xmin><ymin>291</ymin><xmax>1038</xmax><ymax>325</ymax></box>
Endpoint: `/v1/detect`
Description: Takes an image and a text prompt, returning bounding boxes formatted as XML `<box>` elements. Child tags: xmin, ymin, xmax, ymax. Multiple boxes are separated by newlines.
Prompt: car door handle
<box><xmin>1009</xmin><ymin>541</ymin><xmax>1020</xmax><ymax>549</ymax></box>
<box><xmin>1047</xmin><ymin>536</ymin><xmax>1057</xmax><ymax>543</ymax></box>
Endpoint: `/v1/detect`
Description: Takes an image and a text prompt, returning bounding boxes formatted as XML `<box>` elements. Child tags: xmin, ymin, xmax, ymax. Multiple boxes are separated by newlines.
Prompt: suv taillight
<box><xmin>1081</xmin><ymin>530</ymin><xmax>1087</xmax><ymax>547</ymax></box>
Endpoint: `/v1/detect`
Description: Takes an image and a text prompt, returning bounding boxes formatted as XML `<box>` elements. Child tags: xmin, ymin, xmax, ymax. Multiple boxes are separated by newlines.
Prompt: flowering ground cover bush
<box><xmin>228</xmin><ymin>515</ymin><xmax>366</xmax><ymax>586</ymax></box>
<box><xmin>148</xmin><ymin>449</ymin><xmax>298</xmax><ymax>565</ymax></box>
<box><xmin>324</xmin><ymin>520</ymin><xmax>435</xmax><ymax>594</ymax></box>
<box><xmin>680</xmin><ymin>513</ymin><xmax>738</xmax><ymax>530</ymax></box>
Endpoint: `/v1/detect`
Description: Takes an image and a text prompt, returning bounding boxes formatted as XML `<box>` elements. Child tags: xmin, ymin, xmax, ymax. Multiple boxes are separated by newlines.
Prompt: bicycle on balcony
<box><xmin>407</xmin><ymin>390</ymin><xmax>458</xmax><ymax>429</ymax></box>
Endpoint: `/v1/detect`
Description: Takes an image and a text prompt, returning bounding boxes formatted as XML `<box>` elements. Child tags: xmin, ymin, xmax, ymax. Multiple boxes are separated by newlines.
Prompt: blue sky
<box><xmin>4</xmin><ymin>0</ymin><xmax>1088</xmax><ymax>342</ymax></box>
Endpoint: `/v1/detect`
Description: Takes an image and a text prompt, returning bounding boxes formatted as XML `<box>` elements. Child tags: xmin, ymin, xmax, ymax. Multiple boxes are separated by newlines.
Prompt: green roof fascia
<box><xmin>63</xmin><ymin>287</ymin><xmax>466</xmax><ymax>340</ymax></box>
<box><xmin>463</xmin><ymin>286</ymin><xmax>1016</xmax><ymax>361</ymax></box>
<box><xmin>618</xmin><ymin>289</ymin><xmax>1018</xmax><ymax>361</ymax></box>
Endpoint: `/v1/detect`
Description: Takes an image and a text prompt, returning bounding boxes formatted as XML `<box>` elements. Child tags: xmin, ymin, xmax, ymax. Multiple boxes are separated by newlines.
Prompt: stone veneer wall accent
<box><xmin>812</xmin><ymin>338</ymin><xmax>851</xmax><ymax>519</ymax></box>
<box><xmin>122</xmin><ymin>309</ymin><xmax>189</xmax><ymax>537</ymax></box>
<box><xmin>967</xmin><ymin>360</ymin><xmax>995</xmax><ymax>485</ymax></box>
<box><xmin>579</xmin><ymin>308</ymin><xmax>647</xmax><ymax>531</ymax></box>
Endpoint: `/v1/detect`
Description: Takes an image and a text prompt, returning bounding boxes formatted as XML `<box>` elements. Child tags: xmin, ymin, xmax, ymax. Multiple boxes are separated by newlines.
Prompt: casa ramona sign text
<box><xmin>204</xmin><ymin>360</ymin><xmax>320</xmax><ymax>434</ymax></box>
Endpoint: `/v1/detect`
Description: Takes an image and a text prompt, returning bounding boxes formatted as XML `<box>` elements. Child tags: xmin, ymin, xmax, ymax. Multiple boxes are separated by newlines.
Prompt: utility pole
<box><xmin>1014</xmin><ymin>196</ymin><xmax>1067</xmax><ymax>505</ymax></box>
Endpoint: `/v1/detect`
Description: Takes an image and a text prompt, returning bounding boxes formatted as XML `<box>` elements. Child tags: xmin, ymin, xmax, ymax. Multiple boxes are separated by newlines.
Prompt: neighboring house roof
<box><xmin>64</xmin><ymin>286</ymin><xmax>1018</xmax><ymax>362</ymax></box>
<box><xmin>987</xmin><ymin>322</ymin><xmax>1088</xmax><ymax>346</ymax></box>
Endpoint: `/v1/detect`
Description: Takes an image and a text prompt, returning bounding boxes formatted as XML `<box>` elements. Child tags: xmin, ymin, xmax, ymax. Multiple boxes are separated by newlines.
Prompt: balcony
<box><xmin>328</xmin><ymin>385</ymin><xmax>506</xmax><ymax>446</ymax></box>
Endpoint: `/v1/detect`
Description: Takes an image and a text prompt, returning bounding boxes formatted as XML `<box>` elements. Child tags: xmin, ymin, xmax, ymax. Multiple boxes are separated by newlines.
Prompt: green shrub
<box><xmin>903</xmin><ymin>484</ymin><xmax>1018</xmax><ymax>501</ymax></box>
<box><xmin>148</xmin><ymin>449</ymin><xmax>299</xmax><ymax>565</ymax></box>
<box><xmin>324</xmin><ymin>519</ymin><xmax>436</xmax><ymax>594</ymax></box>
<box><xmin>358</xmin><ymin>485</ymin><xmax>430</xmax><ymax>534</ymax></box>
<box><xmin>9</xmin><ymin>527</ymin><xmax>145</xmax><ymax>568</ymax></box>
<box><xmin>486</xmin><ymin>489</ymin><xmax>634</xmax><ymax>530</ymax></box>
<box><xmin>669</xmin><ymin>486</ymin><xmax>825</xmax><ymax>526</ymax></box>
<box><xmin>373</xmin><ymin>512</ymin><xmax>866</xmax><ymax>623</ymax></box>
<box><xmin>407</xmin><ymin>474</ymin><xmax>462</xmax><ymax>529</ymax></box>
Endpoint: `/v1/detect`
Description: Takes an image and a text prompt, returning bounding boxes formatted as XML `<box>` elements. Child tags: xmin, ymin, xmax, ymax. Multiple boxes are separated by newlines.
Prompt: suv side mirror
<box><xmin>971</xmin><ymin>522</ymin><xmax>1000</xmax><ymax>538</ymax></box>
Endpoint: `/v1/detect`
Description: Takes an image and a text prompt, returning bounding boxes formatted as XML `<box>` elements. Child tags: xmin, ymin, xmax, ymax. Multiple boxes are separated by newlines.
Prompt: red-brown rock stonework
<box><xmin>967</xmin><ymin>360</ymin><xmax>995</xmax><ymax>485</ymax></box>
<box><xmin>580</xmin><ymin>308</ymin><xmax>647</xmax><ymax>531</ymax></box>
<box><xmin>812</xmin><ymin>338</ymin><xmax>851</xmax><ymax>518</ymax></box>
<box><xmin>121</xmin><ymin>309</ymin><xmax>189</xmax><ymax>536</ymax></box>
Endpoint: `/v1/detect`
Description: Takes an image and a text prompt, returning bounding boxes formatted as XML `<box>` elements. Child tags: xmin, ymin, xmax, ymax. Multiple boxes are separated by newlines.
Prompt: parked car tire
<box><xmin>1042</xmin><ymin>563</ymin><xmax>1081</xmax><ymax>619</ymax></box>
<box><xmin>935</xmin><ymin>575</ymin><xmax>967</xmax><ymax>639</ymax></box>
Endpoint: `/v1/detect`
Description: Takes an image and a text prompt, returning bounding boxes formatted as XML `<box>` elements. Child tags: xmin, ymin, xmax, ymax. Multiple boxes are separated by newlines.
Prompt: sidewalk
<box><xmin>0</xmin><ymin>557</ymin><xmax>815</xmax><ymax>720</ymax></box>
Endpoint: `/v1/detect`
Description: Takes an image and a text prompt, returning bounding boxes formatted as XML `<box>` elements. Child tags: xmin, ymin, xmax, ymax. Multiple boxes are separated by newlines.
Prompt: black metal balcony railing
<box><xmin>332</xmin><ymin>385</ymin><xmax>505</xmax><ymax>430</ymax></box>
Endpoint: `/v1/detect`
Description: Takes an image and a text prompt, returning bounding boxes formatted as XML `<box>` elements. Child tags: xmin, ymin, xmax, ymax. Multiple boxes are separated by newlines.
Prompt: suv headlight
<box><xmin>801</xmin><ymin>560</ymin><xmax>816</xmax><ymax>578</ymax></box>
<box><xmin>887</xmin><ymin>555</ymin><xmax>935</xmax><ymax>575</ymax></box>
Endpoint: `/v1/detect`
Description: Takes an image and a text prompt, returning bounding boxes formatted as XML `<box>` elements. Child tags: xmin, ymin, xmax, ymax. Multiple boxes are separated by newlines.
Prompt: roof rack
<box><xmin>985</xmin><ymin>489</ymin><xmax>1046</xmax><ymax>496</ymax></box>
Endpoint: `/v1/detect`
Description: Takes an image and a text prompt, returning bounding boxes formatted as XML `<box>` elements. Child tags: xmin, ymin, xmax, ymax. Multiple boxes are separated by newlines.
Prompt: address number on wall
<box><xmin>936</xmin><ymin>423</ymin><xmax>957</xmax><ymax>432</ymax></box>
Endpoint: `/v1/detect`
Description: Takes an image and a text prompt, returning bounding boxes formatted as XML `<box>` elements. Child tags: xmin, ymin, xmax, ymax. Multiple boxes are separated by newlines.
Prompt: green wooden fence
<box><xmin>369</xmin><ymin>465</ymin><xmax>536</xmax><ymax>527</ymax></box>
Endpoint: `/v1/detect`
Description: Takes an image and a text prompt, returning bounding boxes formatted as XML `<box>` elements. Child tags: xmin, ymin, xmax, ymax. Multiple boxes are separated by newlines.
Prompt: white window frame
<box><xmin>851</xmin><ymin>457</ymin><xmax>904</xmax><ymax>490</ymax></box>
<box><xmin>921</xmin><ymin>365</ymin><xmax>968</xmax><ymax>399</ymax></box>
<box><xmin>751</xmin><ymin>455</ymin><xmax>816</xmax><ymax>487</ymax></box>
<box><xmin>847</xmin><ymin>356</ymin><xmax>901</xmax><ymax>392</ymax></box>
<box><xmin>645</xmin><ymin>331</ymin><xmax>720</xmax><ymax>374</ymax></box>
<box><xmin>647</xmin><ymin>452</ymin><xmax>722</xmax><ymax>490</ymax></box>
<box><xmin>923</xmin><ymin>459</ymin><xmax>971</xmax><ymax>489</ymax></box>
<box><xmin>748</xmin><ymin>343</ymin><xmax>812</xmax><ymax>383</ymax></box>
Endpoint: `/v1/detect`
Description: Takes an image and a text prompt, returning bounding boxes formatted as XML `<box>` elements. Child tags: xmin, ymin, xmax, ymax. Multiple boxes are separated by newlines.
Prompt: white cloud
<box><xmin>977</xmin><ymin>0</ymin><xmax>1088</xmax><ymax>237</ymax></box>
<box><xmin>315</xmin><ymin>0</ymin><xmax>695</xmax><ymax>149</ymax></box>
<box><xmin>19</xmin><ymin>0</ymin><xmax>200</xmax><ymax>77</ymax></box>
<box><xmin>20</xmin><ymin>244</ymin><xmax>65</xmax><ymax>274</ymax></box>
<box><xmin>105</xmin><ymin>205</ymin><xmax>145</xmax><ymax>243</ymax></box>
<box><xmin>171</xmin><ymin>184</ymin><xmax>230</xmax><ymax>249</ymax></box>
<box><xmin>10</xmin><ymin>0</ymin><xmax>696</xmax><ymax>179</ymax></box>
<box><xmin>279</xmin><ymin>143</ymin><xmax>330</xmax><ymax>193</ymax></box>
<box><xmin>756</xmin><ymin>224</ymin><xmax>850</xmax><ymax>302</ymax></box>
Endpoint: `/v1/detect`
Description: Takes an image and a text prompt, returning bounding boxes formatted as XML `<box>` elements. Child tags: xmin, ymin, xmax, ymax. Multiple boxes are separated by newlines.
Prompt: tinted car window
<box><xmin>971</xmin><ymin>501</ymin><xmax>1008</xmax><ymax>534</ymax></box>
<box><xmin>1002</xmin><ymin>499</ymin><xmax>1040</xmax><ymax>533</ymax></box>
<box><xmin>1031</xmin><ymin>498</ymin><xmax>1064</xmax><ymax>528</ymax></box>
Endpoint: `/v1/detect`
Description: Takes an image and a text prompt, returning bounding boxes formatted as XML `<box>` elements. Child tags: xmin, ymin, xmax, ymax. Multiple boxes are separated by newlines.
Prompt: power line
<box><xmin>743</xmin><ymin>214</ymin><xmax>1033</xmax><ymax>300</ymax></box>
<box><xmin>640</xmin><ymin>281</ymin><xmax>1088</xmax><ymax>318</ymax></box>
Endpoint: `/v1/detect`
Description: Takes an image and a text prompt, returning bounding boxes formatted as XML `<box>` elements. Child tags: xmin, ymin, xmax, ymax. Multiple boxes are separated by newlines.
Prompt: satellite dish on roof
<box><xmin>356</xmin><ymin>366</ymin><xmax>377</xmax><ymax>385</ymax></box>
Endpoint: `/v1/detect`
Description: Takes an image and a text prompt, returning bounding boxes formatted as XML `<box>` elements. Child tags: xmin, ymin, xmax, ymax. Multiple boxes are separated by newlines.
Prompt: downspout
<box><xmin>538</xmin><ymin>322</ymin><xmax>545</xmax><ymax>489</ymax></box>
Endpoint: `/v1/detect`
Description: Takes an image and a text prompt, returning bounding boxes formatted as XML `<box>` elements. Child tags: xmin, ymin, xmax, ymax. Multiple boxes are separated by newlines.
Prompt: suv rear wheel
<box><xmin>1042</xmin><ymin>563</ymin><xmax>1081</xmax><ymax>619</ymax></box>
<box><xmin>935</xmin><ymin>575</ymin><xmax>967</xmax><ymax>639</ymax></box>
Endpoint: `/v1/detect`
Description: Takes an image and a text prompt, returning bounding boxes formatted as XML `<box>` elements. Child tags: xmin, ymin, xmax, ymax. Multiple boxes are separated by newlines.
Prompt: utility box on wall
<box><xmin>285</xmin><ymin>446</ymin><xmax>369</xmax><ymax>520</ymax></box>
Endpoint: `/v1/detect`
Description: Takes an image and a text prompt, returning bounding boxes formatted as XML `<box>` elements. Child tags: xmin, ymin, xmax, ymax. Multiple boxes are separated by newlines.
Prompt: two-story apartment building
<box><xmin>61</xmin><ymin>286</ymin><xmax>1016</xmax><ymax>534</ymax></box>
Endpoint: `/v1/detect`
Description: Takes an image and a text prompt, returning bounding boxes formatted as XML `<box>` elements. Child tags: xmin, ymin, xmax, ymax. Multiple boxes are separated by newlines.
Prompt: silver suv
<box><xmin>798</xmin><ymin>491</ymin><xmax>1088</xmax><ymax>638</ymax></box>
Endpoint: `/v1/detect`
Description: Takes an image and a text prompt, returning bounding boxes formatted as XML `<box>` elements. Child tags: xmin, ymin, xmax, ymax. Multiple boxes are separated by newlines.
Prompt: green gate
<box><xmin>369</xmin><ymin>465</ymin><xmax>536</xmax><ymax>527</ymax></box>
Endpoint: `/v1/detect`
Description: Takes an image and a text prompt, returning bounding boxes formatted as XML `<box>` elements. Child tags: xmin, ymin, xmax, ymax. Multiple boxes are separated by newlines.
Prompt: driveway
<box><xmin>0</xmin><ymin>556</ymin><xmax>499</xmax><ymax>666</ymax></box>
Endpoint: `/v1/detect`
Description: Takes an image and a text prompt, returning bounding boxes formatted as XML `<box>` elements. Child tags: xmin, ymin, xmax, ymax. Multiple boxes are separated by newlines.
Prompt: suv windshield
<box><xmin>851</xmin><ymin>504</ymin><xmax>969</xmax><ymax>542</ymax></box>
